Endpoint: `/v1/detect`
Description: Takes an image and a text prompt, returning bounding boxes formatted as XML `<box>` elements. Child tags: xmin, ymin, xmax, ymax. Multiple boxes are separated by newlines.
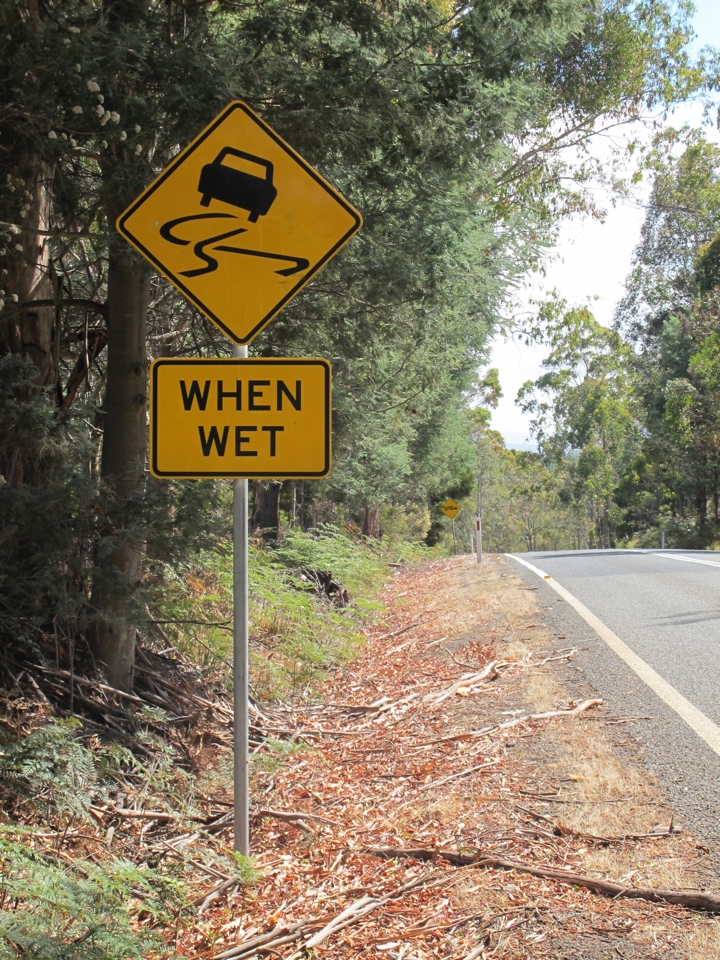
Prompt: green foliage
<box><xmin>0</xmin><ymin>829</ymin><xmax>181</xmax><ymax>960</ymax></box>
<box><xmin>230</xmin><ymin>853</ymin><xmax>262</xmax><ymax>888</ymax></box>
<box><xmin>518</xmin><ymin>302</ymin><xmax>638</xmax><ymax>546</ymax></box>
<box><xmin>0</xmin><ymin>721</ymin><xmax>95</xmax><ymax>822</ymax></box>
<box><xmin>0</xmin><ymin>357</ymin><xmax>100</xmax><ymax>659</ymax></box>
<box><xmin>611</xmin><ymin>130</ymin><xmax>720</xmax><ymax>541</ymax></box>
<box><xmin>616</xmin><ymin>129</ymin><xmax>720</xmax><ymax>340</ymax></box>
<box><xmin>696</xmin><ymin>236</ymin><xmax>720</xmax><ymax>294</ymax></box>
<box><xmin>250</xmin><ymin>738</ymin><xmax>312</xmax><ymax>776</ymax></box>
<box><xmin>271</xmin><ymin>525</ymin><xmax>384</xmax><ymax>597</ymax></box>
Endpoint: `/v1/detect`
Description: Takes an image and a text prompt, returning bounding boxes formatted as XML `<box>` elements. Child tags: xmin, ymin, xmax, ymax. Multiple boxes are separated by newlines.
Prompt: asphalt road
<box><xmin>506</xmin><ymin>549</ymin><xmax>720</xmax><ymax>849</ymax></box>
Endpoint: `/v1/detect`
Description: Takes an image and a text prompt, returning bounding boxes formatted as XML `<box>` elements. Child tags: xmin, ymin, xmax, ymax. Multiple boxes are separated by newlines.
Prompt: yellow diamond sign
<box><xmin>441</xmin><ymin>498</ymin><xmax>460</xmax><ymax>519</ymax></box>
<box><xmin>117</xmin><ymin>102</ymin><xmax>362</xmax><ymax>344</ymax></box>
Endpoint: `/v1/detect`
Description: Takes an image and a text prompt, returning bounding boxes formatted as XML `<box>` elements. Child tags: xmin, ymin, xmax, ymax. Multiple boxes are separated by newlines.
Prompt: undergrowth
<box><xmin>148</xmin><ymin>524</ymin><xmax>431</xmax><ymax>698</ymax></box>
<box><xmin>0</xmin><ymin>829</ymin><xmax>180</xmax><ymax>960</ymax></box>
<box><xmin>1</xmin><ymin>525</ymin><xmax>433</xmax><ymax>957</ymax></box>
<box><xmin>0</xmin><ymin>723</ymin><xmax>256</xmax><ymax>960</ymax></box>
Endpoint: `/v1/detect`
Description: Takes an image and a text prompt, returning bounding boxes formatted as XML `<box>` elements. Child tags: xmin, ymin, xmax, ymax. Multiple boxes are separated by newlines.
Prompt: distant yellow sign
<box><xmin>150</xmin><ymin>358</ymin><xmax>331</xmax><ymax>479</ymax></box>
<box><xmin>118</xmin><ymin>102</ymin><xmax>362</xmax><ymax>344</ymax></box>
<box><xmin>441</xmin><ymin>498</ymin><xmax>461</xmax><ymax>519</ymax></box>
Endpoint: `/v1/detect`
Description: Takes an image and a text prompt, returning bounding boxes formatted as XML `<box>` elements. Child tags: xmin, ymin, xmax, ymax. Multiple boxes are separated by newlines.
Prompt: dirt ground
<box><xmin>188</xmin><ymin>554</ymin><xmax>720</xmax><ymax>959</ymax></box>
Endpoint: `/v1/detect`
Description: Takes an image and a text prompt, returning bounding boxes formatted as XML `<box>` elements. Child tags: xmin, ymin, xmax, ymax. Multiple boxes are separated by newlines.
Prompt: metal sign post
<box><xmin>476</xmin><ymin>517</ymin><xmax>483</xmax><ymax>563</ymax></box>
<box><xmin>232</xmin><ymin>343</ymin><xmax>250</xmax><ymax>856</ymax></box>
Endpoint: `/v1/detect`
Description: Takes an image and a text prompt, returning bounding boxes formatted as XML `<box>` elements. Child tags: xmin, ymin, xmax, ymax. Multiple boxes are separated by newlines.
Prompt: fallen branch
<box><xmin>252</xmin><ymin>808</ymin><xmax>340</xmax><ymax>827</ymax></box>
<box><xmin>462</xmin><ymin>947</ymin><xmax>486</xmax><ymax>960</ymax></box>
<box><xmin>517</xmin><ymin>808</ymin><xmax>678</xmax><ymax>845</ymax></box>
<box><xmin>425</xmin><ymin>661</ymin><xmax>501</xmax><ymax>704</ymax></box>
<box><xmin>195</xmin><ymin>877</ymin><xmax>238</xmax><ymax>914</ymax></box>
<box><xmin>302</xmin><ymin>894</ymin><xmax>379</xmax><ymax>950</ymax></box>
<box><xmin>423</xmin><ymin>653</ymin><xmax>581</xmax><ymax>707</ymax></box>
<box><xmin>520</xmin><ymin>699</ymin><xmax>604</xmax><ymax>722</ymax></box>
<box><xmin>520</xmin><ymin>649</ymin><xmax>577</xmax><ymax>667</ymax></box>
<box><xmin>213</xmin><ymin>919</ymin><xmax>311</xmax><ymax>960</ymax></box>
<box><xmin>328</xmin><ymin>692</ymin><xmax>420</xmax><ymax>719</ymax></box>
<box><xmin>410</xmin><ymin>698</ymin><xmax>604</xmax><ymax>751</ymax></box>
<box><xmin>213</xmin><ymin>871</ymin><xmax>438</xmax><ymax>960</ymax></box>
<box><xmin>375</xmin><ymin>619</ymin><xmax>425</xmax><ymax>643</ymax></box>
<box><xmin>366</xmin><ymin>847</ymin><xmax>720</xmax><ymax>913</ymax></box>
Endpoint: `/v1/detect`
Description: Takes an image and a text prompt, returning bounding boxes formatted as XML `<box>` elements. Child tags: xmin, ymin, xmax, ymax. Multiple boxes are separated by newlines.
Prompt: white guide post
<box><xmin>233</xmin><ymin>343</ymin><xmax>250</xmax><ymax>856</ymax></box>
<box><xmin>476</xmin><ymin>517</ymin><xmax>483</xmax><ymax>564</ymax></box>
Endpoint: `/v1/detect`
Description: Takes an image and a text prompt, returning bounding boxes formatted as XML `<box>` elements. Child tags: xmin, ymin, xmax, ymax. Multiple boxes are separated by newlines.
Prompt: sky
<box><xmin>487</xmin><ymin>0</ymin><xmax>720</xmax><ymax>450</ymax></box>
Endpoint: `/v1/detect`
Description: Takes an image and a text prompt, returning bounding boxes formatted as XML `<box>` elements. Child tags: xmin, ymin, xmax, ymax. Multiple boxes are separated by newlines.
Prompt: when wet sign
<box><xmin>149</xmin><ymin>358</ymin><xmax>331</xmax><ymax>478</ymax></box>
<box><xmin>117</xmin><ymin>101</ymin><xmax>362</xmax><ymax>344</ymax></box>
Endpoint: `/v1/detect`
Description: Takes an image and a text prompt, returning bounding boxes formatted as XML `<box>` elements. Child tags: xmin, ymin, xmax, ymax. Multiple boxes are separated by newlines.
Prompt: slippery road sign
<box><xmin>117</xmin><ymin>102</ymin><xmax>362</xmax><ymax>344</ymax></box>
<box><xmin>442</xmin><ymin>498</ymin><xmax>461</xmax><ymax>519</ymax></box>
<box><xmin>149</xmin><ymin>357</ymin><xmax>331</xmax><ymax>479</ymax></box>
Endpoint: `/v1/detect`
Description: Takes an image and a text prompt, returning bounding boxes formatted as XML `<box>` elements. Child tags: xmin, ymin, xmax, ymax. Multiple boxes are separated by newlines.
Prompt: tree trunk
<box><xmin>87</xmin><ymin>0</ymin><xmax>155</xmax><ymax>692</ymax></box>
<box><xmin>602</xmin><ymin>503</ymin><xmax>611</xmax><ymax>548</ymax></box>
<box><xmin>252</xmin><ymin>481</ymin><xmax>282</xmax><ymax>540</ymax></box>
<box><xmin>0</xmin><ymin>156</ymin><xmax>56</xmax><ymax>366</ymax></box>
<box><xmin>362</xmin><ymin>504</ymin><xmax>381</xmax><ymax>539</ymax></box>
<box><xmin>89</xmin><ymin>249</ymin><xmax>150</xmax><ymax>690</ymax></box>
<box><xmin>696</xmin><ymin>480</ymin><xmax>707</xmax><ymax>528</ymax></box>
<box><xmin>0</xmin><ymin>149</ymin><xmax>57</xmax><ymax>485</ymax></box>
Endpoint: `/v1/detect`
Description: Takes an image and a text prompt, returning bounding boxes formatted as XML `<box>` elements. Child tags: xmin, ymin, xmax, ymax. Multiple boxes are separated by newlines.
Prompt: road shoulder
<box><xmin>202</xmin><ymin>554</ymin><xmax>720</xmax><ymax>960</ymax></box>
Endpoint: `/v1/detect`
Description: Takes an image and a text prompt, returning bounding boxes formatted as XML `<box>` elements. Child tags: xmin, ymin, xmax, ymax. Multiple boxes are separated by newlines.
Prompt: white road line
<box><xmin>506</xmin><ymin>553</ymin><xmax>720</xmax><ymax>759</ymax></box>
<box><xmin>652</xmin><ymin>552</ymin><xmax>720</xmax><ymax>569</ymax></box>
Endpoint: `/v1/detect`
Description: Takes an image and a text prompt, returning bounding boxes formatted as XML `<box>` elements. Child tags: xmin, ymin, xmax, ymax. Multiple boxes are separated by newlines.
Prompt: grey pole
<box><xmin>233</xmin><ymin>343</ymin><xmax>250</xmax><ymax>856</ymax></box>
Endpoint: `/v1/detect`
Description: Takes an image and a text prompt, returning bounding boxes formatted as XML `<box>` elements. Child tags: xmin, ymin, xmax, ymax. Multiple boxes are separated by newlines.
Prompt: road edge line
<box><xmin>652</xmin><ymin>552</ymin><xmax>720</xmax><ymax>569</ymax></box>
<box><xmin>506</xmin><ymin>553</ymin><xmax>720</xmax><ymax>759</ymax></box>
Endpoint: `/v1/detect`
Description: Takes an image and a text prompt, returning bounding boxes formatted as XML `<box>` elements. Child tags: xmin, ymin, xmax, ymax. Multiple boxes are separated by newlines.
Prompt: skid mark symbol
<box><xmin>159</xmin><ymin>213</ymin><xmax>309</xmax><ymax>278</ymax></box>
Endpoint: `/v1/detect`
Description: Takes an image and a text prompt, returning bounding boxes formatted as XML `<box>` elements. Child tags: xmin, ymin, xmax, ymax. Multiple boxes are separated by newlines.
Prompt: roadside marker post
<box><xmin>476</xmin><ymin>517</ymin><xmax>483</xmax><ymax>564</ymax></box>
<box><xmin>117</xmin><ymin>101</ymin><xmax>361</xmax><ymax>857</ymax></box>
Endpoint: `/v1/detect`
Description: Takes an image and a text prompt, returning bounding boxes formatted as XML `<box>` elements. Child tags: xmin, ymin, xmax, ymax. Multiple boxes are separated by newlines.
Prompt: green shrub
<box><xmin>0</xmin><ymin>830</ymin><xmax>183</xmax><ymax>959</ymax></box>
<box><xmin>0</xmin><ymin>721</ymin><xmax>96</xmax><ymax>823</ymax></box>
<box><xmin>147</xmin><ymin>524</ymin><xmax>400</xmax><ymax>698</ymax></box>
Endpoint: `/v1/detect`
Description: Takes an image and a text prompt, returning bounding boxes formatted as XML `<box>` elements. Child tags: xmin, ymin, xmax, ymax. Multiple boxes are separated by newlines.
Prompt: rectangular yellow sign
<box><xmin>149</xmin><ymin>358</ymin><xmax>331</xmax><ymax>479</ymax></box>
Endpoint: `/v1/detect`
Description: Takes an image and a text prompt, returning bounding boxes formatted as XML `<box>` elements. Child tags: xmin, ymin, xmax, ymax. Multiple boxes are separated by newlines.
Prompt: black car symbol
<box><xmin>198</xmin><ymin>148</ymin><xmax>277</xmax><ymax>222</ymax></box>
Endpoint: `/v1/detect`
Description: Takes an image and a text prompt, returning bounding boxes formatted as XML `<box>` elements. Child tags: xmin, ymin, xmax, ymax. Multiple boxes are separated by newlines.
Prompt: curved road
<box><xmin>506</xmin><ymin>549</ymin><xmax>720</xmax><ymax>847</ymax></box>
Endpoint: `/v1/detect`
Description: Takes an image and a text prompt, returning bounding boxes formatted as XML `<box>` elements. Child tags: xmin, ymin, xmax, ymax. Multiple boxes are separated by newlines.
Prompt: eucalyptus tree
<box><xmin>614</xmin><ymin>133</ymin><xmax>720</xmax><ymax>536</ymax></box>
<box><xmin>519</xmin><ymin>303</ymin><xmax>638</xmax><ymax>546</ymax></box>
